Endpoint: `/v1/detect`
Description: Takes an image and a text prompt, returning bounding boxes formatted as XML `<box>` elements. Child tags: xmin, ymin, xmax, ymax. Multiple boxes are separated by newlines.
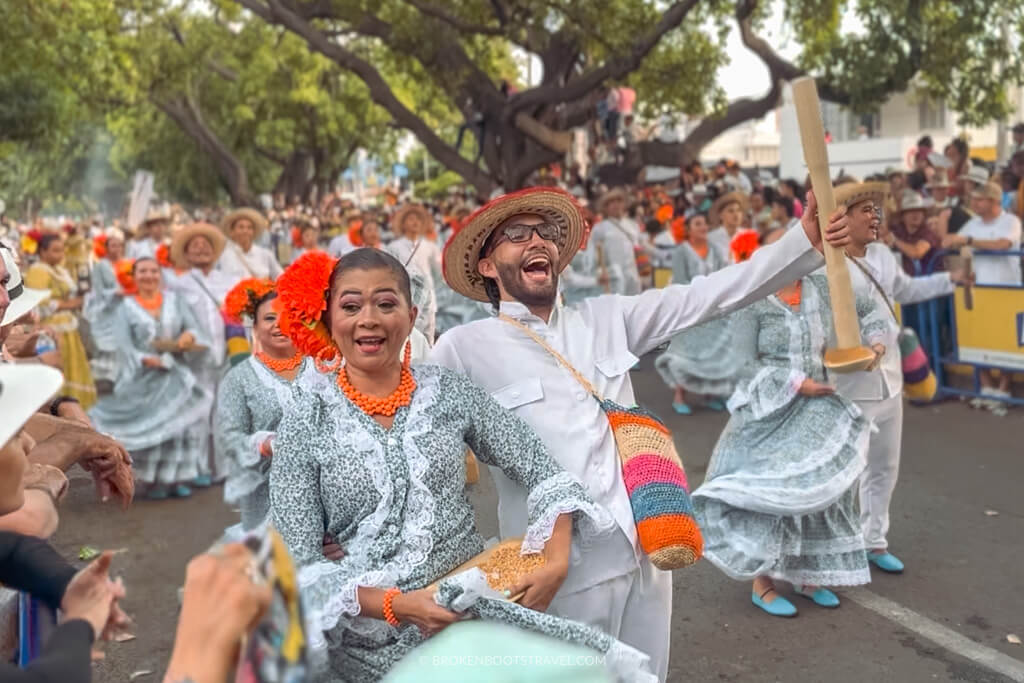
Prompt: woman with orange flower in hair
<box><xmin>84</xmin><ymin>228</ymin><xmax>127</xmax><ymax>393</ymax></box>
<box><xmin>692</xmin><ymin>228</ymin><xmax>887</xmax><ymax>617</ymax></box>
<box><xmin>654</xmin><ymin>212</ymin><xmax>740</xmax><ymax>415</ymax></box>
<box><xmin>89</xmin><ymin>257</ymin><xmax>212</xmax><ymax>500</ymax></box>
<box><xmin>269</xmin><ymin>249</ymin><xmax>637</xmax><ymax>681</ymax></box>
<box><xmin>214</xmin><ymin>278</ymin><xmax>309</xmax><ymax>532</ymax></box>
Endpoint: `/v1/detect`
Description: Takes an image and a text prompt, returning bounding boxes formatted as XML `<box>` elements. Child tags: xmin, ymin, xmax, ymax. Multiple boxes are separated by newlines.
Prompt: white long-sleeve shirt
<box><xmin>590</xmin><ymin>217</ymin><xmax>641</xmax><ymax>295</ymax></box>
<box><xmin>429</xmin><ymin>225</ymin><xmax>825</xmax><ymax>594</ymax></box>
<box><xmin>839</xmin><ymin>243</ymin><xmax>954</xmax><ymax>402</ymax></box>
<box><xmin>216</xmin><ymin>242</ymin><xmax>283</xmax><ymax>281</ymax></box>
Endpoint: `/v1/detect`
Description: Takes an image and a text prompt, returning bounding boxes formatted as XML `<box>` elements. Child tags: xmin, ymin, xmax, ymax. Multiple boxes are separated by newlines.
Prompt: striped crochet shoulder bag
<box><xmin>498</xmin><ymin>314</ymin><xmax>703</xmax><ymax>570</ymax></box>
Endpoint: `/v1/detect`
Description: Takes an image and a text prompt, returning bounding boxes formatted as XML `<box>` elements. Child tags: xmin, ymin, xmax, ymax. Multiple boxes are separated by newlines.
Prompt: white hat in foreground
<box><xmin>1</xmin><ymin>247</ymin><xmax>50</xmax><ymax>326</ymax></box>
<box><xmin>0</xmin><ymin>365</ymin><xmax>64</xmax><ymax>448</ymax></box>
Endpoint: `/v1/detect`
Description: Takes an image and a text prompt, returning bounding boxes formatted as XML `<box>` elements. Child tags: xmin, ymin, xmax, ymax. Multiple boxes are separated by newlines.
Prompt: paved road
<box><xmin>52</xmin><ymin>358</ymin><xmax>1024</xmax><ymax>682</ymax></box>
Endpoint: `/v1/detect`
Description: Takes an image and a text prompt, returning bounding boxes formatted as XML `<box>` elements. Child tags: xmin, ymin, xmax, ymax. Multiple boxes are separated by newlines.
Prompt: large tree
<box><xmin>233</xmin><ymin>0</ymin><xmax>1024</xmax><ymax>195</ymax></box>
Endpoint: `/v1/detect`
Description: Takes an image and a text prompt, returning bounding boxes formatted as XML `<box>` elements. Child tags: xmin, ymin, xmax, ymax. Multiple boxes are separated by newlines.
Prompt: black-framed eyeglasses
<box><xmin>488</xmin><ymin>222</ymin><xmax>560</xmax><ymax>251</ymax></box>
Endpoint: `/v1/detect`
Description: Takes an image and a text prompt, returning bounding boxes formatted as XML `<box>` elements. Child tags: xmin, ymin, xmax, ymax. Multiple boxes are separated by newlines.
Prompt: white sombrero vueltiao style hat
<box><xmin>833</xmin><ymin>181</ymin><xmax>889</xmax><ymax>209</ymax></box>
<box><xmin>442</xmin><ymin>187</ymin><xmax>588</xmax><ymax>303</ymax></box>
<box><xmin>0</xmin><ymin>365</ymin><xmax>64</xmax><ymax>448</ymax></box>
<box><xmin>1</xmin><ymin>246</ymin><xmax>50</xmax><ymax>327</ymax></box>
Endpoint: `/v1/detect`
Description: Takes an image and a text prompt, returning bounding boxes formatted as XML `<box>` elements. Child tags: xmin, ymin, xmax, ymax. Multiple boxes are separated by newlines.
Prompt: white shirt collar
<box><xmin>497</xmin><ymin>299</ymin><xmax>563</xmax><ymax>327</ymax></box>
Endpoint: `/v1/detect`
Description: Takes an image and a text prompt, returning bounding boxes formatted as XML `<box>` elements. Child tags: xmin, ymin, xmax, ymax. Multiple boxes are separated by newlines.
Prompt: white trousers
<box><xmin>857</xmin><ymin>395</ymin><xmax>904</xmax><ymax>551</ymax></box>
<box><xmin>548</xmin><ymin>556</ymin><xmax>673</xmax><ymax>682</ymax></box>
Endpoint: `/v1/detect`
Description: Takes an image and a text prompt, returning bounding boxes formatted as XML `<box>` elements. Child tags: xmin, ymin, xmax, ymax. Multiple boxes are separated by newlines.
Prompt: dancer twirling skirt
<box><xmin>654</xmin><ymin>212</ymin><xmax>739</xmax><ymax>414</ymax></box>
<box><xmin>692</xmin><ymin>271</ymin><xmax>886</xmax><ymax>617</ymax></box>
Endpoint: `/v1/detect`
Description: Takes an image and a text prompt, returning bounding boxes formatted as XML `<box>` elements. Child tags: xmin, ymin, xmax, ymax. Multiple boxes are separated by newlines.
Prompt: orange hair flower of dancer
<box><xmin>223</xmin><ymin>278</ymin><xmax>276</xmax><ymax>325</ymax></box>
<box><xmin>93</xmin><ymin>234</ymin><xmax>108</xmax><ymax>259</ymax></box>
<box><xmin>654</xmin><ymin>203</ymin><xmax>674</xmax><ymax>224</ymax></box>
<box><xmin>348</xmin><ymin>220</ymin><xmax>364</xmax><ymax>247</ymax></box>
<box><xmin>115</xmin><ymin>259</ymin><xmax>137</xmax><ymax>294</ymax></box>
<box><xmin>670</xmin><ymin>216</ymin><xmax>686</xmax><ymax>244</ymax></box>
<box><xmin>730</xmin><ymin>229</ymin><xmax>760</xmax><ymax>263</ymax></box>
<box><xmin>290</xmin><ymin>226</ymin><xmax>303</xmax><ymax>248</ymax></box>
<box><xmin>155</xmin><ymin>243</ymin><xmax>173</xmax><ymax>269</ymax></box>
<box><xmin>276</xmin><ymin>250</ymin><xmax>338</xmax><ymax>359</ymax></box>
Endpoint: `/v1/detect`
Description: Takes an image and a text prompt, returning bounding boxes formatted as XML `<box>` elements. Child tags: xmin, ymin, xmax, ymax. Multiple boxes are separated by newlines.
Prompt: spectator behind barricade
<box><xmin>887</xmin><ymin>193</ymin><xmax>942</xmax><ymax>275</ymax></box>
<box><xmin>942</xmin><ymin>163</ymin><xmax>991</xmax><ymax>237</ymax></box>
<box><xmin>943</xmin><ymin>182</ymin><xmax>1022</xmax><ymax>285</ymax></box>
<box><xmin>945</xmin><ymin>137</ymin><xmax>971</xmax><ymax>183</ymax></box>
<box><xmin>1009</xmin><ymin>150</ymin><xmax>1024</xmax><ymax>222</ymax></box>
<box><xmin>725</xmin><ymin>161</ymin><xmax>753</xmax><ymax>194</ymax></box>
<box><xmin>769</xmin><ymin>195</ymin><xmax>798</xmax><ymax>233</ymax></box>
<box><xmin>927</xmin><ymin>175</ymin><xmax>954</xmax><ymax>209</ymax></box>
<box><xmin>1012</xmin><ymin>122</ymin><xmax>1024</xmax><ymax>155</ymax></box>
<box><xmin>749</xmin><ymin>188</ymin><xmax>773</xmax><ymax>233</ymax></box>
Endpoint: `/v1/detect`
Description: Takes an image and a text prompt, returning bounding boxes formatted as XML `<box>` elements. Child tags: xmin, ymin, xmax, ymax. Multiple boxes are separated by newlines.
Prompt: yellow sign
<box><xmin>654</xmin><ymin>268</ymin><xmax>673</xmax><ymax>289</ymax></box>
<box><xmin>953</xmin><ymin>286</ymin><xmax>1024</xmax><ymax>370</ymax></box>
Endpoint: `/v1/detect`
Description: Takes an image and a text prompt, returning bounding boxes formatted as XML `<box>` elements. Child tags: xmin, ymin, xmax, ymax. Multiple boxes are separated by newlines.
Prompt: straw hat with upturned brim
<box><xmin>442</xmin><ymin>187</ymin><xmax>588</xmax><ymax>303</ymax></box>
<box><xmin>833</xmin><ymin>181</ymin><xmax>888</xmax><ymax>209</ymax></box>
<box><xmin>171</xmin><ymin>222</ymin><xmax>227</xmax><ymax>269</ymax></box>
<box><xmin>220</xmin><ymin>208</ymin><xmax>268</xmax><ymax>238</ymax></box>
<box><xmin>899</xmin><ymin>193</ymin><xmax>929</xmax><ymax>213</ymax></box>
<box><xmin>711</xmin><ymin>191</ymin><xmax>749</xmax><ymax>225</ymax></box>
<box><xmin>597</xmin><ymin>188</ymin><xmax>628</xmax><ymax>213</ymax></box>
<box><xmin>392</xmin><ymin>204</ymin><xmax>432</xmax><ymax>235</ymax></box>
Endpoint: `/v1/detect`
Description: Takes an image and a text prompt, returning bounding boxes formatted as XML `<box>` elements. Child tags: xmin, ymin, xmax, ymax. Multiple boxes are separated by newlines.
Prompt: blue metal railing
<box><xmin>904</xmin><ymin>248</ymin><xmax>1024</xmax><ymax>407</ymax></box>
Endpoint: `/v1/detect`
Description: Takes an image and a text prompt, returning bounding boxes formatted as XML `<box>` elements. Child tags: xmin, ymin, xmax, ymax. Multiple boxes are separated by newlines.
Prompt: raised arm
<box><xmin>616</xmin><ymin>225</ymin><xmax>824</xmax><ymax>355</ymax></box>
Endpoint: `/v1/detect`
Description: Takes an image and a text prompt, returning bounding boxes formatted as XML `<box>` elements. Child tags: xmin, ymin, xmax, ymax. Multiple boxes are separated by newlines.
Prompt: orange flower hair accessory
<box><xmin>155</xmin><ymin>243</ymin><xmax>173</xmax><ymax>269</ymax></box>
<box><xmin>671</xmin><ymin>216</ymin><xmax>686</xmax><ymax>244</ymax></box>
<box><xmin>224</xmin><ymin>278</ymin><xmax>276</xmax><ymax>325</ymax></box>
<box><xmin>730</xmin><ymin>229</ymin><xmax>760</xmax><ymax>263</ymax></box>
<box><xmin>290</xmin><ymin>226</ymin><xmax>302</xmax><ymax>248</ymax></box>
<box><xmin>655</xmin><ymin>204</ymin><xmax>674</xmax><ymax>224</ymax></box>
<box><xmin>276</xmin><ymin>250</ymin><xmax>338</xmax><ymax>358</ymax></box>
<box><xmin>115</xmin><ymin>259</ymin><xmax>137</xmax><ymax>294</ymax></box>
<box><xmin>93</xmin><ymin>234</ymin><xmax>108</xmax><ymax>259</ymax></box>
<box><xmin>348</xmin><ymin>220</ymin><xmax>364</xmax><ymax>247</ymax></box>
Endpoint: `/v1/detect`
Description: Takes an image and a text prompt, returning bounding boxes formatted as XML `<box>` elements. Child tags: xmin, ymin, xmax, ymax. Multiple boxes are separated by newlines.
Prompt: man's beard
<box><xmin>495</xmin><ymin>259</ymin><xmax>559</xmax><ymax>308</ymax></box>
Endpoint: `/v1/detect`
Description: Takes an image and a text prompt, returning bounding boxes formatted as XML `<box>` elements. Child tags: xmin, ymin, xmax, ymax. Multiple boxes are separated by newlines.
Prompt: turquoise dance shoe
<box><xmin>751</xmin><ymin>589</ymin><xmax>797</xmax><ymax>617</ymax></box>
<box><xmin>172</xmin><ymin>484</ymin><xmax>193</xmax><ymax>498</ymax></box>
<box><xmin>705</xmin><ymin>399</ymin><xmax>727</xmax><ymax>412</ymax></box>
<box><xmin>868</xmin><ymin>552</ymin><xmax>905</xmax><ymax>573</ymax></box>
<box><xmin>191</xmin><ymin>475</ymin><xmax>213</xmax><ymax>488</ymax></box>
<box><xmin>672</xmin><ymin>402</ymin><xmax>693</xmax><ymax>415</ymax></box>
<box><xmin>794</xmin><ymin>586</ymin><xmax>840</xmax><ymax>608</ymax></box>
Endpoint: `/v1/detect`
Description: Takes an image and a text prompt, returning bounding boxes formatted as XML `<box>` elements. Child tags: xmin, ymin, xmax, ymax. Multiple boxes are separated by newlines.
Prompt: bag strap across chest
<box><xmin>497</xmin><ymin>314</ymin><xmax>602</xmax><ymax>400</ymax></box>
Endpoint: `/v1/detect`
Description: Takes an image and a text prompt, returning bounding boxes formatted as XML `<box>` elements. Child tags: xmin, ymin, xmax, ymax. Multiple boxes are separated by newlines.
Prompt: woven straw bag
<box><xmin>499</xmin><ymin>315</ymin><xmax>703</xmax><ymax>570</ymax></box>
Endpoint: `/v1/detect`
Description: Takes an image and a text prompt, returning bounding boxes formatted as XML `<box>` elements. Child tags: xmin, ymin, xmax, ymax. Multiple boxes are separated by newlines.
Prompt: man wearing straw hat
<box><xmin>127</xmin><ymin>207</ymin><xmax>172</xmax><ymax>260</ymax></box>
<box><xmin>835</xmin><ymin>180</ymin><xmax>963</xmax><ymax>575</ymax></box>
<box><xmin>590</xmin><ymin>188</ymin><xmax>642</xmax><ymax>295</ymax></box>
<box><xmin>217</xmin><ymin>208</ymin><xmax>281</xmax><ymax>281</ymax></box>
<box><xmin>430</xmin><ymin>186</ymin><xmax>852</xmax><ymax>680</ymax></box>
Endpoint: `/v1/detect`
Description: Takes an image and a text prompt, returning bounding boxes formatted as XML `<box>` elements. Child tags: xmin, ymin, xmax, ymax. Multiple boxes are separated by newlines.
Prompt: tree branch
<box><xmin>402</xmin><ymin>0</ymin><xmax>505</xmax><ymax>36</ymax></box>
<box><xmin>509</xmin><ymin>0</ymin><xmax>700</xmax><ymax>112</ymax></box>
<box><xmin>235</xmin><ymin>0</ymin><xmax>497</xmax><ymax>195</ymax></box>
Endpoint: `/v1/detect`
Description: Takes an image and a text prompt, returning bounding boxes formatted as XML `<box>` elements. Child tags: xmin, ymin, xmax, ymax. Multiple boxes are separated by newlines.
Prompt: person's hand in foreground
<box><xmin>163</xmin><ymin>544</ymin><xmax>272</xmax><ymax>683</ymax></box>
<box><xmin>801</xmin><ymin>189</ymin><xmax>851</xmax><ymax>252</ymax></box>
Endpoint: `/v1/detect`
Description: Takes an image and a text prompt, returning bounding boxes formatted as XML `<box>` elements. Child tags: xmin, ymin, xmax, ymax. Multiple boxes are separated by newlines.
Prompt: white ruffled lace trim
<box><xmin>605</xmin><ymin>640</ymin><xmax>660</xmax><ymax>683</ymax></box>
<box><xmin>292</xmin><ymin>366</ymin><xmax>442</xmax><ymax>662</ymax></box>
<box><xmin>223</xmin><ymin>430</ymin><xmax>273</xmax><ymax>504</ymax></box>
<box><xmin>521</xmin><ymin>472</ymin><xmax>616</xmax><ymax>554</ymax></box>
<box><xmin>727</xmin><ymin>366</ymin><xmax>806</xmax><ymax>419</ymax></box>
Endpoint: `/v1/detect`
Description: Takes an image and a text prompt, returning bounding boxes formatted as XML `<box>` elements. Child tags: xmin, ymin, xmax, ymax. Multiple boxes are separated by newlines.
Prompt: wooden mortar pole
<box><xmin>791</xmin><ymin>77</ymin><xmax>875</xmax><ymax>372</ymax></box>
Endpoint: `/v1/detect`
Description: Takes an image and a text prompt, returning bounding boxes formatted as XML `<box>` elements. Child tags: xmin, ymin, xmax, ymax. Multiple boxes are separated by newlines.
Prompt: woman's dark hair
<box><xmin>949</xmin><ymin>137</ymin><xmax>969</xmax><ymax>160</ymax></box>
<box><xmin>772</xmin><ymin>195</ymin><xmax>795</xmax><ymax>219</ymax></box>
<box><xmin>254</xmin><ymin>291</ymin><xmax>279</xmax><ymax>318</ymax></box>
<box><xmin>917</xmin><ymin>135</ymin><xmax>933</xmax><ymax>149</ymax></box>
<box><xmin>782</xmin><ymin>178</ymin><xmax>804</xmax><ymax>197</ymax></box>
<box><xmin>645</xmin><ymin>217</ymin><xmax>665</xmax><ymax>236</ymax></box>
<box><xmin>131</xmin><ymin>256</ymin><xmax>158</xmax><ymax>276</ymax></box>
<box><xmin>329</xmin><ymin>248</ymin><xmax>413</xmax><ymax>307</ymax></box>
<box><xmin>37</xmin><ymin>233</ymin><xmax>62</xmax><ymax>254</ymax></box>
<box><xmin>906</xmin><ymin>170</ymin><xmax>927</xmax><ymax>192</ymax></box>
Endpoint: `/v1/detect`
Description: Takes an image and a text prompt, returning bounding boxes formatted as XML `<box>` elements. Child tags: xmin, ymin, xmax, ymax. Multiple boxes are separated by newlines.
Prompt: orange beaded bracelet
<box><xmin>382</xmin><ymin>587</ymin><xmax>401</xmax><ymax>626</ymax></box>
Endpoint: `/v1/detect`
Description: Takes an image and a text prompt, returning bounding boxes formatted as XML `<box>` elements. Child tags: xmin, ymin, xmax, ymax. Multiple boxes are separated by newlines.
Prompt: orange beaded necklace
<box><xmin>336</xmin><ymin>343</ymin><xmax>416</xmax><ymax>417</ymax></box>
<box><xmin>778</xmin><ymin>281</ymin><xmax>802</xmax><ymax>308</ymax></box>
<box><xmin>256</xmin><ymin>351</ymin><xmax>303</xmax><ymax>375</ymax></box>
<box><xmin>134</xmin><ymin>292</ymin><xmax>163</xmax><ymax>317</ymax></box>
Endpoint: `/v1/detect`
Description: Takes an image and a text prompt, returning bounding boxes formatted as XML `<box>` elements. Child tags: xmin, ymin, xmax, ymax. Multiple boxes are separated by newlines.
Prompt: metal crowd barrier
<box><xmin>902</xmin><ymin>248</ymin><xmax>1024</xmax><ymax>407</ymax></box>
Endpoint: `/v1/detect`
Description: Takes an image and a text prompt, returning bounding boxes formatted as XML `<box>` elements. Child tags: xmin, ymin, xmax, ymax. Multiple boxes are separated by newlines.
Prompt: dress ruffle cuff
<box><xmin>521</xmin><ymin>471</ymin><xmax>616</xmax><ymax>554</ymax></box>
<box><xmin>727</xmin><ymin>367</ymin><xmax>807</xmax><ymax>420</ymax></box>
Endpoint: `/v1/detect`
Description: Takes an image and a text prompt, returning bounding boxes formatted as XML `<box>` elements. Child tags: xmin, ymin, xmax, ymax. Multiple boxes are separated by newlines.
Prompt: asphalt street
<box><xmin>51</xmin><ymin>357</ymin><xmax>1024</xmax><ymax>683</ymax></box>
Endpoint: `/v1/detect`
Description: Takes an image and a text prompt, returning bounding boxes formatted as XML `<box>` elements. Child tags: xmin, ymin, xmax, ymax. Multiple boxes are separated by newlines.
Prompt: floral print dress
<box><xmin>214</xmin><ymin>355</ymin><xmax>308</xmax><ymax>531</ymax></box>
<box><xmin>654</xmin><ymin>241</ymin><xmax>741</xmax><ymax>397</ymax></box>
<box><xmin>692</xmin><ymin>273</ymin><xmax>886</xmax><ymax>587</ymax></box>
<box><xmin>271</xmin><ymin>363</ymin><xmax>636</xmax><ymax>682</ymax></box>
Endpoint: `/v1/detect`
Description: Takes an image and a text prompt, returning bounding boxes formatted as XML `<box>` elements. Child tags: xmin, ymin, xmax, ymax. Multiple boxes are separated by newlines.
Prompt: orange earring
<box><xmin>402</xmin><ymin>340</ymin><xmax>412</xmax><ymax>368</ymax></box>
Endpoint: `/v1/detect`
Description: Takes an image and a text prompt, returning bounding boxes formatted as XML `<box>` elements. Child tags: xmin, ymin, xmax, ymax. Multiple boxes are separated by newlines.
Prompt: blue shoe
<box><xmin>705</xmin><ymin>399</ymin><xmax>727</xmax><ymax>412</ymax></box>
<box><xmin>191</xmin><ymin>475</ymin><xmax>213</xmax><ymax>488</ymax></box>
<box><xmin>172</xmin><ymin>484</ymin><xmax>193</xmax><ymax>498</ymax></box>
<box><xmin>751</xmin><ymin>589</ymin><xmax>797</xmax><ymax>617</ymax></box>
<box><xmin>794</xmin><ymin>586</ymin><xmax>840</xmax><ymax>608</ymax></box>
<box><xmin>672</xmin><ymin>402</ymin><xmax>693</xmax><ymax>415</ymax></box>
<box><xmin>144</xmin><ymin>486</ymin><xmax>169</xmax><ymax>500</ymax></box>
<box><xmin>868</xmin><ymin>552</ymin><xmax>905</xmax><ymax>574</ymax></box>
